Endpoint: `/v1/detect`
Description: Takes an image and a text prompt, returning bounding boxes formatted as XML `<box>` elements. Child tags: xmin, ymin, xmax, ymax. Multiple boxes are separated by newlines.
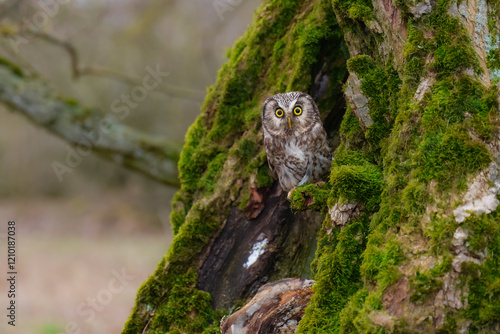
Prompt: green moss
<box><xmin>297</xmin><ymin>217</ymin><xmax>369</xmax><ymax>333</ymax></box>
<box><xmin>408</xmin><ymin>76</ymin><xmax>494</xmax><ymax>192</ymax></box>
<box><xmin>338</xmin><ymin>289</ymin><xmax>369</xmax><ymax>333</ymax></box>
<box><xmin>330</xmin><ymin>164</ymin><xmax>383</xmax><ymax>212</ymax></box>
<box><xmin>0</xmin><ymin>57</ymin><xmax>24</xmax><ymax>77</ymax></box>
<box><xmin>237</xmin><ymin>189</ymin><xmax>251</xmax><ymax>212</ymax></box>
<box><xmin>125</xmin><ymin>202</ymin><xmax>227</xmax><ymax>333</ymax></box>
<box><xmin>256</xmin><ymin>164</ymin><xmax>274</xmax><ymax>188</ymax></box>
<box><xmin>333</xmin><ymin>146</ymin><xmax>372</xmax><ymax>166</ymax></box>
<box><xmin>347</xmin><ymin>55</ymin><xmax>402</xmax><ymax>153</ymax></box>
<box><xmin>413</xmin><ymin>124</ymin><xmax>491</xmax><ymax>189</ymax></box>
<box><xmin>232</xmin><ymin>138</ymin><xmax>258</xmax><ymax>161</ymax></box>
<box><xmin>177</xmin><ymin>115</ymin><xmax>208</xmax><ymax>193</ymax></box>
<box><xmin>432</xmin><ymin>38</ymin><xmax>481</xmax><ymax>76</ymax></box>
<box><xmin>420</xmin><ymin>77</ymin><xmax>493</xmax><ymax>135</ymax></box>
<box><xmin>273</xmin><ymin>39</ymin><xmax>286</xmax><ymax>61</ymax></box>
<box><xmin>147</xmin><ymin>271</ymin><xmax>214</xmax><ymax>333</ymax></box>
<box><xmin>462</xmin><ymin>210</ymin><xmax>500</xmax><ymax>252</ymax></box>
<box><xmin>291</xmin><ymin>183</ymin><xmax>331</xmax><ymax>213</ymax></box>
<box><xmin>304</xmin><ymin>0</ymin><xmax>500</xmax><ymax>332</ymax></box>
<box><xmin>437</xmin><ymin>314</ymin><xmax>459</xmax><ymax>334</ymax></box>
<box><xmin>126</xmin><ymin>0</ymin><xmax>351</xmax><ymax>332</ymax></box>
<box><xmin>402</xmin><ymin>23</ymin><xmax>428</xmax><ymax>91</ymax></box>
<box><xmin>331</xmin><ymin>0</ymin><xmax>374</xmax><ymax>25</ymax></box>
<box><xmin>197</xmin><ymin>152</ymin><xmax>228</xmax><ymax>195</ymax></box>
<box><xmin>360</xmin><ymin>233</ymin><xmax>405</xmax><ymax>284</ymax></box>
<box><xmin>63</xmin><ymin>97</ymin><xmax>80</xmax><ymax>106</ymax></box>
<box><xmin>339</xmin><ymin>107</ymin><xmax>365</xmax><ymax>148</ymax></box>
<box><xmin>170</xmin><ymin>192</ymin><xmax>188</xmax><ymax>234</ymax></box>
<box><xmin>409</xmin><ymin>256</ymin><xmax>451</xmax><ymax>302</ymax></box>
<box><xmin>424</xmin><ymin>214</ymin><xmax>455</xmax><ymax>254</ymax></box>
<box><xmin>401</xmin><ymin>178</ymin><xmax>430</xmax><ymax>223</ymax></box>
<box><xmin>462</xmin><ymin>210</ymin><xmax>500</xmax><ymax>331</ymax></box>
<box><xmin>429</xmin><ymin>14</ymin><xmax>482</xmax><ymax>76</ymax></box>
<box><xmin>287</xmin><ymin>0</ymin><xmax>346</xmax><ymax>92</ymax></box>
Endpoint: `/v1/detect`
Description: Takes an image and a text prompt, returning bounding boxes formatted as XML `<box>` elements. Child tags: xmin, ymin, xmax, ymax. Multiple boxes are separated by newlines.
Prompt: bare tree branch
<box><xmin>0</xmin><ymin>62</ymin><xmax>181</xmax><ymax>187</ymax></box>
<box><xmin>32</xmin><ymin>32</ymin><xmax>205</xmax><ymax>101</ymax></box>
<box><xmin>0</xmin><ymin>28</ymin><xmax>205</xmax><ymax>101</ymax></box>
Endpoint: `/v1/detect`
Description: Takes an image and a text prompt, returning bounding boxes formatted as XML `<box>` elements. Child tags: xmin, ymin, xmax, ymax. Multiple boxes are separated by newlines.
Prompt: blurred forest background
<box><xmin>0</xmin><ymin>0</ymin><xmax>260</xmax><ymax>333</ymax></box>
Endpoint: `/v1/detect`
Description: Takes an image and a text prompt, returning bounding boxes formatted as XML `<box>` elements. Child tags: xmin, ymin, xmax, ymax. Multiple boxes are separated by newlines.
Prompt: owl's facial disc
<box><xmin>262</xmin><ymin>91</ymin><xmax>318</xmax><ymax>137</ymax></box>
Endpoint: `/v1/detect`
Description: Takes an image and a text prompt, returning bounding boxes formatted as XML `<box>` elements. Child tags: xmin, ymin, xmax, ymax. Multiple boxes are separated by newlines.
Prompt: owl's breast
<box><xmin>283</xmin><ymin>138</ymin><xmax>307</xmax><ymax>162</ymax></box>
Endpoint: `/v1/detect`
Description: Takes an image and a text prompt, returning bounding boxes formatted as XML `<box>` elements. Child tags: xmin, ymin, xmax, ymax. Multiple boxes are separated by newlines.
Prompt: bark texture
<box><xmin>221</xmin><ymin>278</ymin><xmax>314</xmax><ymax>334</ymax></box>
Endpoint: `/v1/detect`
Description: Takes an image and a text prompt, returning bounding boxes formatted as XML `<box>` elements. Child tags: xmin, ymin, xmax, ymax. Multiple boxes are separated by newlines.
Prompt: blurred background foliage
<box><xmin>0</xmin><ymin>0</ymin><xmax>260</xmax><ymax>333</ymax></box>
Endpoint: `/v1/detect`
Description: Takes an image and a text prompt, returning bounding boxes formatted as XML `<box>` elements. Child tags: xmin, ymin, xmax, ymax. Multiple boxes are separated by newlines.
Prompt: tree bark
<box><xmin>125</xmin><ymin>0</ymin><xmax>500</xmax><ymax>332</ymax></box>
<box><xmin>122</xmin><ymin>1</ymin><xmax>348</xmax><ymax>333</ymax></box>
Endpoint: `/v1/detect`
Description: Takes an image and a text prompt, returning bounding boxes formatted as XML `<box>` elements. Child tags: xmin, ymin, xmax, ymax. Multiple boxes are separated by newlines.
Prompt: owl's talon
<box><xmin>287</xmin><ymin>188</ymin><xmax>296</xmax><ymax>201</ymax></box>
<box><xmin>315</xmin><ymin>181</ymin><xmax>326</xmax><ymax>187</ymax></box>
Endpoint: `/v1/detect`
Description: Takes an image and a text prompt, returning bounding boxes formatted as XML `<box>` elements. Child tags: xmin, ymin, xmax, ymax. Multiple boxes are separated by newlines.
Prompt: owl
<box><xmin>262</xmin><ymin>91</ymin><xmax>332</xmax><ymax>195</ymax></box>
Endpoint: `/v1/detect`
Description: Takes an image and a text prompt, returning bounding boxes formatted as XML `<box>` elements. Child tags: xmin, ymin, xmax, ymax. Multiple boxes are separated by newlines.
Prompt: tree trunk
<box><xmin>122</xmin><ymin>0</ymin><xmax>500</xmax><ymax>333</ymax></box>
<box><xmin>122</xmin><ymin>1</ymin><xmax>348</xmax><ymax>333</ymax></box>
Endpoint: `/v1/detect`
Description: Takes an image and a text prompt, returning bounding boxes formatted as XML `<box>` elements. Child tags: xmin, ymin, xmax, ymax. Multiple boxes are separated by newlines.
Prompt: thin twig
<box><xmin>35</xmin><ymin>32</ymin><xmax>80</xmax><ymax>79</ymax></box>
<box><xmin>1</xmin><ymin>29</ymin><xmax>204</xmax><ymax>101</ymax></box>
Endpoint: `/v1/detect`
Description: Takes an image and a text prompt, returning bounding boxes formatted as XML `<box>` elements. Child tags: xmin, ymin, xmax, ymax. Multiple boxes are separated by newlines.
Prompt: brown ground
<box><xmin>0</xmin><ymin>196</ymin><xmax>172</xmax><ymax>334</ymax></box>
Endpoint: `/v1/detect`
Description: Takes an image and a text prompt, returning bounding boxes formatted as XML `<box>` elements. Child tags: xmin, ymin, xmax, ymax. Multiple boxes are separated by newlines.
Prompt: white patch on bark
<box><xmin>345</xmin><ymin>73</ymin><xmax>373</xmax><ymax>129</ymax></box>
<box><xmin>451</xmin><ymin>227</ymin><xmax>468</xmax><ymax>247</ymax></box>
<box><xmin>413</xmin><ymin>76</ymin><xmax>435</xmax><ymax>102</ymax></box>
<box><xmin>243</xmin><ymin>238</ymin><xmax>268</xmax><ymax>269</ymax></box>
<box><xmin>453</xmin><ymin>162</ymin><xmax>500</xmax><ymax>223</ymax></box>
<box><xmin>329</xmin><ymin>202</ymin><xmax>360</xmax><ymax>227</ymax></box>
<box><xmin>409</xmin><ymin>0</ymin><xmax>432</xmax><ymax>18</ymax></box>
<box><xmin>435</xmin><ymin>160</ymin><xmax>500</xmax><ymax>329</ymax></box>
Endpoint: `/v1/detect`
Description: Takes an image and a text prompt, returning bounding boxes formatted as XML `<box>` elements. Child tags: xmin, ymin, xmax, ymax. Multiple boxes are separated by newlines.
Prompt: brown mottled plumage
<box><xmin>262</xmin><ymin>91</ymin><xmax>332</xmax><ymax>192</ymax></box>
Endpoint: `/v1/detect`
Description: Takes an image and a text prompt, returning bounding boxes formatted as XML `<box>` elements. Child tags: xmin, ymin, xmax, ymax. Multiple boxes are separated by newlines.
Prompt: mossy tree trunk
<box><xmin>1</xmin><ymin>0</ymin><xmax>499</xmax><ymax>333</ymax></box>
<box><xmin>294</xmin><ymin>0</ymin><xmax>500</xmax><ymax>332</ymax></box>
<box><xmin>123</xmin><ymin>1</ymin><xmax>349</xmax><ymax>332</ymax></box>
<box><xmin>124</xmin><ymin>0</ymin><xmax>500</xmax><ymax>333</ymax></box>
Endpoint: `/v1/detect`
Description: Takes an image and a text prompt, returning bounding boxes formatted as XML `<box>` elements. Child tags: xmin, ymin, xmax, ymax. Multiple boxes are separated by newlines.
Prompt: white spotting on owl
<box><xmin>262</xmin><ymin>91</ymin><xmax>332</xmax><ymax>192</ymax></box>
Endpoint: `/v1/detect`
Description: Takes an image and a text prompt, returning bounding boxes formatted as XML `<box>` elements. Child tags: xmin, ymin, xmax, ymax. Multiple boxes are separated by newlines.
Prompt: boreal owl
<box><xmin>262</xmin><ymin>91</ymin><xmax>332</xmax><ymax>195</ymax></box>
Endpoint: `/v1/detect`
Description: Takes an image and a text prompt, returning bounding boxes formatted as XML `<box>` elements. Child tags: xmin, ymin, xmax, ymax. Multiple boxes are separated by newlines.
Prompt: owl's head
<box><xmin>262</xmin><ymin>91</ymin><xmax>320</xmax><ymax>137</ymax></box>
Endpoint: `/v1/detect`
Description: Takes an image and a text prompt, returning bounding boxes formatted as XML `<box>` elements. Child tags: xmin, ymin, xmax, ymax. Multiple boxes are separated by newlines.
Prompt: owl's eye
<box><xmin>275</xmin><ymin>108</ymin><xmax>284</xmax><ymax>117</ymax></box>
<box><xmin>293</xmin><ymin>106</ymin><xmax>302</xmax><ymax>116</ymax></box>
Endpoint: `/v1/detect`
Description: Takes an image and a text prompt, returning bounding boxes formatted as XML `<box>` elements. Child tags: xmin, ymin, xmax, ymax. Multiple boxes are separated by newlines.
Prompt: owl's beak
<box><xmin>287</xmin><ymin>116</ymin><xmax>291</xmax><ymax>128</ymax></box>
